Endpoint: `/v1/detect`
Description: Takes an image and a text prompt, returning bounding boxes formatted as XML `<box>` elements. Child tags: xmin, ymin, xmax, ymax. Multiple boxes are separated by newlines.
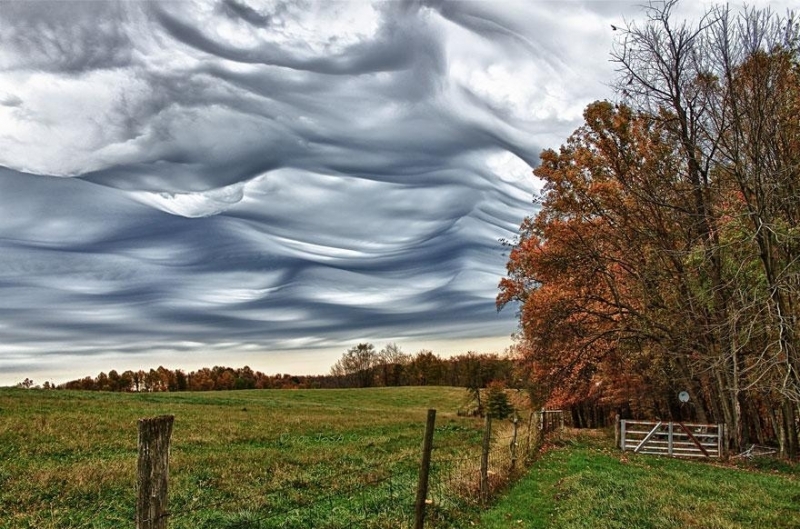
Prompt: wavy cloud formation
<box><xmin>0</xmin><ymin>0</ymin><xmax>707</xmax><ymax>383</ymax></box>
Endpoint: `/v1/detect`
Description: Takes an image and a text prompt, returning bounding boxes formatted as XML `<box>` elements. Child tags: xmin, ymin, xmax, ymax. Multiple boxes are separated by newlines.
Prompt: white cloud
<box><xmin>130</xmin><ymin>182</ymin><xmax>247</xmax><ymax>218</ymax></box>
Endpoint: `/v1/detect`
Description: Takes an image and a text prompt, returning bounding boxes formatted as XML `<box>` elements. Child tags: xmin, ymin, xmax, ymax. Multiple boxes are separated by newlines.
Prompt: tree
<box><xmin>377</xmin><ymin>343</ymin><xmax>410</xmax><ymax>386</ymax></box>
<box><xmin>120</xmin><ymin>370</ymin><xmax>135</xmax><ymax>392</ymax></box>
<box><xmin>612</xmin><ymin>0</ymin><xmax>799</xmax><ymax>455</ymax></box>
<box><xmin>330</xmin><ymin>343</ymin><xmax>379</xmax><ymax>388</ymax></box>
<box><xmin>175</xmin><ymin>369</ymin><xmax>188</xmax><ymax>391</ymax></box>
<box><xmin>96</xmin><ymin>372</ymin><xmax>111</xmax><ymax>391</ymax></box>
<box><xmin>500</xmin><ymin>100</ymin><xmax>699</xmax><ymax>423</ymax></box>
<box><xmin>407</xmin><ymin>350</ymin><xmax>445</xmax><ymax>386</ymax></box>
<box><xmin>500</xmin><ymin>1</ymin><xmax>800</xmax><ymax>455</ymax></box>
<box><xmin>485</xmin><ymin>382</ymin><xmax>515</xmax><ymax>420</ymax></box>
<box><xmin>462</xmin><ymin>352</ymin><xmax>485</xmax><ymax>415</ymax></box>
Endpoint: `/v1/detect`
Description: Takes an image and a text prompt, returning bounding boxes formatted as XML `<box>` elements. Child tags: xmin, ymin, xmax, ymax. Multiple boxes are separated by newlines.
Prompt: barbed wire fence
<box><xmin>131</xmin><ymin>408</ymin><xmax>562</xmax><ymax>529</ymax></box>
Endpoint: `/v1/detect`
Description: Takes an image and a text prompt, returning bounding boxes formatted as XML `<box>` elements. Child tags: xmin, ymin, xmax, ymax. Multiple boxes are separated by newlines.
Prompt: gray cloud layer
<box><xmin>0</xmin><ymin>0</ymin><xmax>654</xmax><ymax>382</ymax></box>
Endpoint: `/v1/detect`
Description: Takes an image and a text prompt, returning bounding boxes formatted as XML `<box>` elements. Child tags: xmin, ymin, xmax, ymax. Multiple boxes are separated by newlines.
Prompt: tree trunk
<box><xmin>781</xmin><ymin>400</ymin><xmax>797</xmax><ymax>459</ymax></box>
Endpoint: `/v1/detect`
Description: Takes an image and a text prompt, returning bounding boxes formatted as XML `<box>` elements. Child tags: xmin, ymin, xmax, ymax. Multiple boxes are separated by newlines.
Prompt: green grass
<box><xmin>0</xmin><ymin>386</ymin><xmax>484</xmax><ymax>529</ymax></box>
<box><xmin>477</xmin><ymin>430</ymin><xmax>800</xmax><ymax>529</ymax></box>
<box><xmin>5</xmin><ymin>389</ymin><xmax>797</xmax><ymax>529</ymax></box>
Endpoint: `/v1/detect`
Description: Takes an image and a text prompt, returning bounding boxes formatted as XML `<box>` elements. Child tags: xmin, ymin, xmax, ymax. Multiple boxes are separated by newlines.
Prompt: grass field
<box><xmin>0</xmin><ymin>386</ymin><xmax>489</xmax><ymax>529</ymax></box>
<box><xmin>477</xmin><ymin>430</ymin><xmax>800</xmax><ymax>529</ymax></box>
<box><xmin>4</xmin><ymin>388</ymin><xmax>798</xmax><ymax>529</ymax></box>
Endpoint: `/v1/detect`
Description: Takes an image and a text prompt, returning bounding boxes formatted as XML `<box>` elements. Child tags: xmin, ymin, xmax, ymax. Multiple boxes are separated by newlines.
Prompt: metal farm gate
<box><xmin>619</xmin><ymin>420</ymin><xmax>725</xmax><ymax>459</ymax></box>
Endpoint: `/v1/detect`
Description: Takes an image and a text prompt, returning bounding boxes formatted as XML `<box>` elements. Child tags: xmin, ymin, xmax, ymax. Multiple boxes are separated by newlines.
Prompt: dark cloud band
<box><xmin>0</xmin><ymin>0</ymin><xmax>666</xmax><ymax>383</ymax></box>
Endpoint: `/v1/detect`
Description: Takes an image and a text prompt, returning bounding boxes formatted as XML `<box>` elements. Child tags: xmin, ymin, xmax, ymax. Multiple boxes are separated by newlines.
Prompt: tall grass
<box><xmin>1</xmin><ymin>387</ymin><xmax>485</xmax><ymax>529</ymax></box>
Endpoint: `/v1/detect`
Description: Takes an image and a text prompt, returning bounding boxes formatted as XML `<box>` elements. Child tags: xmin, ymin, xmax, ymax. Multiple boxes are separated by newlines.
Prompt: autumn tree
<box><xmin>407</xmin><ymin>350</ymin><xmax>445</xmax><ymax>386</ymax></box>
<box><xmin>501</xmin><ymin>1</ymin><xmax>800</xmax><ymax>455</ymax></box>
<box><xmin>614</xmin><ymin>0</ymin><xmax>799</xmax><ymax>454</ymax></box>
<box><xmin>500</xmin><ymin>100</ymin><xmax>703</xmax><ymax>425</ymax></box>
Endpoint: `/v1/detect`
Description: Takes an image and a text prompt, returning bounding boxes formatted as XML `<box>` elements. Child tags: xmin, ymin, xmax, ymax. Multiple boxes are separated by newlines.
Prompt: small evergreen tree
<box><xmin>485</xmin><ymin>382</ymin><xmax>514</xmax><ymax>420</ymax></box>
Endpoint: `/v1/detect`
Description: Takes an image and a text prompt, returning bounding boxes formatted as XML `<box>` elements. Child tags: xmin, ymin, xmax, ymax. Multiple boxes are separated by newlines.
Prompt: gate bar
<box><xmin>677</xmin><ymin>422</ymin><xmax>710</xmax><ymax>458</ymax></box>
<box><xmin>633</xmin><ymin>421</ymin><xmax>662</xmax><ymax>453</ymax></box>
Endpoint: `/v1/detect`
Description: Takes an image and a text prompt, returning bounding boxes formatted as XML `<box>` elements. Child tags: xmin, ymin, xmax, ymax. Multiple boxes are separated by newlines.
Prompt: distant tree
<box><xmin>460</xmin><ymin>352</ymin><xmax>485</xmax><ymax>415</ymax></box>
<box><xmin>485</xmin><ymin>382</ymin><xmax>515</xmax><ymax>420</ymax></box>
<box><xmin>96</xmin><ymin>372</ymin><xmax>110</xmax><ymax>391</ymax></box>
<box><xmin>217</xmin><ymin>369</ymin><xmax>236</xmax><ymax>390</ymax></box>
<box><xmin>132</xmin><ymin>371</ymin><xmax>144</xmax><ymax>392</ymax></box>
<box><xmin>377</xmin><ymin>343</ymin><xmax>410</xmax><ymax>386</ymax></box>
<box><xmin>154</xmin><ymin>366</ymin><xmax>176</xmax><ymax>391</ymax></box>
<box><xmin>235</xmin><ymin>366</ymin><xmax>256</xmax><ymax>390</ymax></box>
<box><xmin>408</xmin><ymin>350</ymin><xmax>445</xmax><ymax>386</ymax></box>
<box><xmin>331</xmin><ymin>343</ymin><xmax>379</xmax><ymax>387</ymax></box>
<box><xmin>120</xmin><ymin>370</ymin><xmax>135</xmax><ymax>392</ymax></box>
<box><xmin>175</xmin><ymin>369</ymin><xmax>188</xmax><ymax>391</ymax></box>
<box><xmin>107</xmin><ymin>370</ymin><xmax>121</xmax><ymax>391</ymax></box>
<box><xmin>191</xmin><ymin>368</ymin><xmax>215</xmax><ymax>391</ymax></box>
<box><xmin>142</xmin><ymin>369</ymin><xmax>164</xmax><ymax>392</ymax></box>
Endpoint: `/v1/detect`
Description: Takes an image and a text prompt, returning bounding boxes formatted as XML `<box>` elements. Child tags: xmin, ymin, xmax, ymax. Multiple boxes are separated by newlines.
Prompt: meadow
<box><xmin>0</xmin><ymin>386</ymin><xmax>496</xmax><ymax>529</ymax></box>
<box><xmin>4</xmin><ymin>387</ymin><xmax>798</xmax><ymax>529</ymax></box>
<box><xmin>478</xmin><ymin>430</ymin><xmax>800</xmax><ymax>529</ymax></box>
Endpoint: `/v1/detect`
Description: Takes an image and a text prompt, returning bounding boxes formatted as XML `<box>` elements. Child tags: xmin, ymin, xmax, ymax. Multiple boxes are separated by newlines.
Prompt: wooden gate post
<box><xmin>414</xmin><ymin>409</ymin><xmax>436</xmax><ymax>529</ymax></box>
<box><xmin>137</xmin><ymin>415</ymin><xmax>174</xmax><ymax>529</ymax></box>
<box><xmin>668</xmin><ymin>422</ymin><xmax>674</xmax><ymax>457</ymax></box>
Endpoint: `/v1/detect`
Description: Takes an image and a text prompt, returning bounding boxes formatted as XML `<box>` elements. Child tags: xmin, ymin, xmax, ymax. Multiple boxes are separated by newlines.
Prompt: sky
<box><xmin>0</xmin><ymin>0</ymin><xmax>788</xmax><ymax>386</ymax></box>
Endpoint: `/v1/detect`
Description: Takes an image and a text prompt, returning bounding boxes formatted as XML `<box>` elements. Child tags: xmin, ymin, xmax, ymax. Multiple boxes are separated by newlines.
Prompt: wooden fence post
<box><xmin>510</xmin><ymin>416</ymin><xmax>519</xmax><ymax>471</ymax></box>
<box><xmin>137</xmin><ymin>415</ymin><xmax>174</xmax><ymax>529</ymax></box>
<box><xmin>414</xmin><ymin>409</ymin><xmax>436</xmax><ymax>529</ymax></box>
<box><xmin>480</xmin><ymin>414</ymin><xmax>492</xmax><ymax>503</ymax></box>
<box><xmin>526</xmin><ymin>411</ymin><xmax>534</xmax><ymax>457</ymax></box>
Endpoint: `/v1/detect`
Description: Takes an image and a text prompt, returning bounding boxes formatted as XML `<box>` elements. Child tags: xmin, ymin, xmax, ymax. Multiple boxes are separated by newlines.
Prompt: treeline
<box><xmin>57</xmin><ymin>347</ymin><xmax>516</xmax><ymax>392</ymax></box>
<box><xmin>499</xmin><ymin>2</ymin><xmax>800</xmax><ymax>456</ymax></box>
<box><xmin>328</xmin><ymin>343</ymin><xmax>515</xmax><ymax>389</ymax></box>
<box><xmin>62</xmin><ymin>365</ymin><xmax>308</xmax><ymax>392</ymax></box>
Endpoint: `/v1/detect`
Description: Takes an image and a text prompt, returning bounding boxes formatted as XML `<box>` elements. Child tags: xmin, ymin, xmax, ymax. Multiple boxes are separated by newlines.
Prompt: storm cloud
<box><xmin>0</xmin><ymin>0</ymin><xmax>729</xmax><ymax>383</ymax></box>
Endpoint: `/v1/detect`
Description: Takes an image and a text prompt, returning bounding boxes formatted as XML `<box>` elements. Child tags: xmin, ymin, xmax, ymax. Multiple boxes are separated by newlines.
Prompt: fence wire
<box><xmin>159</xmin><ymin>413</ymin><xmax>553</xmax><ymax>529</ymax></box>
<box><xmin>48</xmin><ymin>410</ymin><xmax>558</xmax><ymax>529</ymax></box>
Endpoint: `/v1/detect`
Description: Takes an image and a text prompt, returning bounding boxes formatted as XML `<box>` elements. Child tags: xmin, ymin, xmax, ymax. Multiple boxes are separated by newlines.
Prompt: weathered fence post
<box><xmin>414</xmin><ymin>409</ymin><xmax>436</xmax><ymax>529</ymax></box>
<box><xmin>614</xmin><ymin>414</ymin><xmax>620</xmax><ymax>450</ymax></box>
<box><xmin>137</xmin><ymin>415</ymin><xmax>174</xmax><ymax>529</ymax></box>
<box><xmin>480</xmin><ymin>414</ymin><xmax>492</xmax><ymax>503</ymax></box>
<box><xmin>619</xmin><ymin>419</ymin><xmax>626</xmax><ymax>451</ymax></box>
<box><xmin>510</xmin><ymin>416</ymin><xmax>519</xmax><ymax>471</ymax></box>
<box><xmin>526</xmin><ymin>411</ymin><xmax>534</xmax><ymax>457</ymax></box>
